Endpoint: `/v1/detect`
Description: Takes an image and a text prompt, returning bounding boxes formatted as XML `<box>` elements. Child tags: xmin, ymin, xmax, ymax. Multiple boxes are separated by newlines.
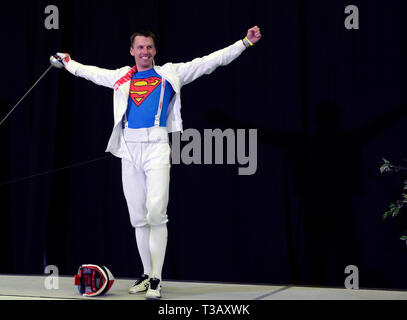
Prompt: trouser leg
<box><xmin>144</xmin><ymin>143</ymin><xmax>171</xmax><ymax>280</ymax></box>
<box><xmin>122</xmin><ymin>142</ymin><xmax>171</xmax><ymax>227</ymax></box>
<box><xmin>122</xmin><ymin>154</ymin><xmax>152</xmax><ymax>275</ymax></box>
<box><xmin>122</xmin><ymin>140</ymin><xmax>171</xmax><ymax>281</ymax></box>
<box><xmin>121</xmin><ymin>155</ymin><xmax>148</xmax><ymax>227</ymax></box>
<box><xmin>145</xmin><ymin>166</ymin><xmax>170</xmax><ymax>226</ymax></box>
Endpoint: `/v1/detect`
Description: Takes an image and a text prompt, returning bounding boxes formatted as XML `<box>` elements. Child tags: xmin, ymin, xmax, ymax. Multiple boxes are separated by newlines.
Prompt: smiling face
<box><xmin>130</xmin><ymin>36</ymin><xmax>156</xmax><ymax>71</ymax></box>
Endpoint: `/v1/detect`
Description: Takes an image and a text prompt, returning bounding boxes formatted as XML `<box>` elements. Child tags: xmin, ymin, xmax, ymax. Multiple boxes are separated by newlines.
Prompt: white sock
<box><xmin>135</xmin><ymin>226</ymin><xmax>152</xmax><ymax>276</ymax></box>
<box><xmin>149</xmin><ymin>224</ymin><xmax>168</xmax><ymax>281</ymax></box>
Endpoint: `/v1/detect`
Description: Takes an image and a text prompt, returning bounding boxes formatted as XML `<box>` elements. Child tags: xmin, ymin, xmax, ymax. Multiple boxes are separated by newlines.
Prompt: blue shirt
<box><xmin>125</xmin><ymin>68</ymin><xmax>174</xmax><ymax>129</ymax></box>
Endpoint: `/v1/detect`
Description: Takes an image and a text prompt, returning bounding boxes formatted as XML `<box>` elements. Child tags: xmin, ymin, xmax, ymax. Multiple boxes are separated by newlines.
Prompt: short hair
<box><xmin>130</xmin><ymin>30</ymin><xmax>157</xmax><ymax>48</ymax></box>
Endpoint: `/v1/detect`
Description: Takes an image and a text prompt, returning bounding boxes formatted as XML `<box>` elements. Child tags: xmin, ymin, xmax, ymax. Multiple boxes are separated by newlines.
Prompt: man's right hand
<box><xmin>54</xmin><ymin>52</ymin><xmax>71</xmax><ymax>68</ymax></box>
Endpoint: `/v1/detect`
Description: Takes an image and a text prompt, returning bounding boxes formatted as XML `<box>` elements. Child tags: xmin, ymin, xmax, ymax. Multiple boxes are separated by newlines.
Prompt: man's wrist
<box><xmin>242</xmin><ymin>36</ymin><xmax>254</xmax><ymax>48</ymax></box>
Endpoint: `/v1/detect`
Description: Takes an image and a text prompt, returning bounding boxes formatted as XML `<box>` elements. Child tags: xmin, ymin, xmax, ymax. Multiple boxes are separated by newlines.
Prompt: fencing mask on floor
<box><xmin>74</xmin><ymin>264</ymin><xmax>115</xmax><ymax>297</ymax></box>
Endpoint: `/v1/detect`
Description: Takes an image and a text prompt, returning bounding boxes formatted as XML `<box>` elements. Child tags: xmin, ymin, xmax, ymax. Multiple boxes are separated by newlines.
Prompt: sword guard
<box><xmin>49</xmin><ymin>55</ymin><xmax>65</xmax><ymax>69</ymax></box>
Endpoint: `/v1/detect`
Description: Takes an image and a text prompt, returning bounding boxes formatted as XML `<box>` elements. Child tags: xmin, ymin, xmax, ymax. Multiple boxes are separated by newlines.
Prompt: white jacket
<box><xmin>65</xmin><ymin>39</ymin><xmax>247</xmax><ymax>161</ymax></box>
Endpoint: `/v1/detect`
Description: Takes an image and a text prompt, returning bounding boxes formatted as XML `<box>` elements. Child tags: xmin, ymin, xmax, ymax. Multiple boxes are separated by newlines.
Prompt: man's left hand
<box><xmin>246</xmin><ymin>26</ymin><xmax>262</xmax><ymax>44</ymax></box>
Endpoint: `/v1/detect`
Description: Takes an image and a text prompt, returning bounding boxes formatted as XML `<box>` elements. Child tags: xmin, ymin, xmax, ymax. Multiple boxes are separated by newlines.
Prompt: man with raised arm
<box><xmin>55</xmin><ymin>26</ymin><xmax>261</xmax><ymax>299</ymax></box>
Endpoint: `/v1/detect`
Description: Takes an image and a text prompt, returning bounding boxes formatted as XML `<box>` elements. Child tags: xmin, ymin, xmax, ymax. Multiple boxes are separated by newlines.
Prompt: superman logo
<box><xmin>129</xmin><ymin>77</ymin><xmax>161</xmax><ymax>106</ymax></box>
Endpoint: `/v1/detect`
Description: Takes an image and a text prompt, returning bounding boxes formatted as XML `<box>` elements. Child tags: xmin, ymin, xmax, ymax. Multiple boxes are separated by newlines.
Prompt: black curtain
<box><xmin>1</xmin><ymin>0</ymin><xmax>407</xmax><ymax>289</ymax></box>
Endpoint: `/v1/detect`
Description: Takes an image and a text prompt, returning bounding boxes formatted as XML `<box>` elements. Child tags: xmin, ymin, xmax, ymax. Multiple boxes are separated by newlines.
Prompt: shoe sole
<box><xmin>129</xmin><ymin>288</ymin><xmax>148</xmax><ymax>294</ymax></box>
<box><xmin>145</xmin><ymin>289</ymin><xmax>162</xmax><ymax>300</ymax></box>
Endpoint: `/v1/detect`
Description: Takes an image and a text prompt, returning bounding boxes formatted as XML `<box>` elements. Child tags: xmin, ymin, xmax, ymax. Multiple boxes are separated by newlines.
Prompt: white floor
<box><xmin>0</xmin><ymin>274</ymin><xmax>406</xmax><ymax>300</ymax></box>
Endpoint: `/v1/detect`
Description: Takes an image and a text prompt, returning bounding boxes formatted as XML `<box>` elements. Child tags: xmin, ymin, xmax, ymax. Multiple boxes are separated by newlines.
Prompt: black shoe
<box><xmin>146</xmin><ymin>277</ymin><xmax>162</xmax><ymax>299</ymax></box>
<box><xmin>128</xmin><ymin>274</ymin><xmax>150</xmax><ymax>294</ymax></box>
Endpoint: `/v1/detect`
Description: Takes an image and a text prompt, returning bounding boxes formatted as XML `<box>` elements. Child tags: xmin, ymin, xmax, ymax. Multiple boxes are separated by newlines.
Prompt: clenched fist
<box><xmin>54</xmin><ymin>52</ymin><xmax>71</xmax><ymax>68</ymax></box>
<box><xmin>246</xmin><ymin>26</ymin><xmax>262</xmax><ymax>45</ymax></box>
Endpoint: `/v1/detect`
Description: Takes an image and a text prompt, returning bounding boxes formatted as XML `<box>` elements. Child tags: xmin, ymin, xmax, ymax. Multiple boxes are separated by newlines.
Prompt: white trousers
<box><xmin>121</xmin><ymin>127</ymin><xmax>171</xmax><ymax>228</ymax></box>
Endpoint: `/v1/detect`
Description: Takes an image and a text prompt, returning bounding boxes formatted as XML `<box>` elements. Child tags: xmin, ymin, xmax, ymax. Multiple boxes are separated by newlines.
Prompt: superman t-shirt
<box><xmin>125</xmin><ymin>68</ymin><xmax>174</xmax><ymax>129</ymax></box>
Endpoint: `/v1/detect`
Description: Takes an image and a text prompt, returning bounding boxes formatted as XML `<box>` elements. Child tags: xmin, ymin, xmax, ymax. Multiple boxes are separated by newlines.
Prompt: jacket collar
<box><xmin>114</xmin><ymin>65</ymin><xmax>178</xmax><ymax>94</ymax></box>
<box><xmin>113</xmin><ymin>65</ymin><xmax>138</xmax><ymax>91</ymax></box>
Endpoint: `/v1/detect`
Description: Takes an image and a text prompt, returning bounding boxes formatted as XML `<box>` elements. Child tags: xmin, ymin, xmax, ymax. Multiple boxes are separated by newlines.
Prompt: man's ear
<box><xmin>130</xmin><ymin>46</ymin><xmax>134</xmax><ymax>56</ymax></box>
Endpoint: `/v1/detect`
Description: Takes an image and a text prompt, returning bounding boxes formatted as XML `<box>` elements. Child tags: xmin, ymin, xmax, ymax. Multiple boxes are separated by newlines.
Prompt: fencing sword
<box><xmin>0</xmin><ymin>55</ymin><xmax>64</xmax><ymax>127</ymax></box>
<box><xmin>0</xmin><ymin>55</ymin><xmax>116</xmax><ymax>186</ymax></box>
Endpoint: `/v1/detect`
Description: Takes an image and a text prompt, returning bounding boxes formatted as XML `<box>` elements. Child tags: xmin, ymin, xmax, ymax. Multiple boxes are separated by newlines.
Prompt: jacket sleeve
<box><xmin>171</xmin><ymin>40</ymin><xmax>247</xmax><ymax>87</ymax></box>
<box><xmin>65</xmin><ymin>60</ymin><xmax>129</xmax><ymax>89</ymax></box>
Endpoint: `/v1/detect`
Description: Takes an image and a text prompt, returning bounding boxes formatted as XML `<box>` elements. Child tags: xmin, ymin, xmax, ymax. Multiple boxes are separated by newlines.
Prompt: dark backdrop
<box><xmin>1</xmin><ymin>0</ymin><xmax>407</xmax><ymax>289</ymax></box>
